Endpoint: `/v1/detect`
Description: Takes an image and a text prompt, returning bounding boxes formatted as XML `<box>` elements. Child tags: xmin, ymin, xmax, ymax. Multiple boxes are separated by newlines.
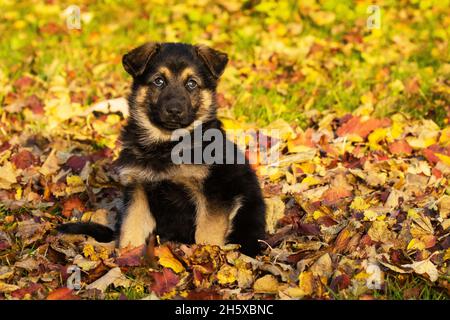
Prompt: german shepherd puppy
<box><xmin>57</xmin><ymin>42</ymin><xmax>266</xmax><ymax>256</ymax></box>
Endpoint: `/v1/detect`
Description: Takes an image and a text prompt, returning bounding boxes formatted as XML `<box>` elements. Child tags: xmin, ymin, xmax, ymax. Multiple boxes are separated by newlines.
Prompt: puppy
<box><xmin>57</xmin><ymin>42</ymin><xmax>266</xmax><ymax>256</ymax></box>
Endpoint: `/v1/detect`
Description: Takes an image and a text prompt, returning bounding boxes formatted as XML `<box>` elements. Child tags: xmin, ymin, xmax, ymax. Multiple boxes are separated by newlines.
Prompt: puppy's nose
<box><xmin>165</xmin><ymin>104</ymin><xmax>185</xmax><ymax>118</ymax></box>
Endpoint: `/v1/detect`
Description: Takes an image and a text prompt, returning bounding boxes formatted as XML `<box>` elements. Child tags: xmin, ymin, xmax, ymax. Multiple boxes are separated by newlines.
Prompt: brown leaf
<box><xmin>116</xmin><ymin>245</ymin><xmax>145</xmax><ymax>267</ymax></box>
<box><xmin>322</xmin><ymin>188</ymin><xmax>352</xmax><ymax>205</ymax></box>
<box><xmin>333</xmin><ymin>228</ymin><xmax>353</xmax><ymax>253</ymax></box>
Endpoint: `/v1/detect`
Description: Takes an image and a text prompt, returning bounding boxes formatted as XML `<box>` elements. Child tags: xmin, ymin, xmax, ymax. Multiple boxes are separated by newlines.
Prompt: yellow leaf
<box><xmin>297</xmin><ymin>271</ymin><xmax>314</xmax><ymax>296</ymax></box>
<box><xmin>407</xmin><ymin>238</ymin><xmax>425</xmax><ymax>250</ymax></box>
<box><xmin>407</xmin><ymin>209</ymin><xmax>420</xmax><ymax>219</ymax></box>
<box><xmin>350</xmin><ymin>196</ymin><xmax>370</xmax><ymax>211</ymax></box>
<box><xmin>66</xmin><ymin>175</ymin><xmax>86</xmax><ymax>195</ymax></box>
<box><xmin>264</xmin><ymin>119</ymin><xmax>295</xmax><ymax>141</ymax></box>
<box><xmin>363</xmin><ymin>210</ymin><xmax>378</xmax><ymax>221</ymax></box>
<box><xmin>15</xmin><ymin>187</ymin><xmax>22</xmax><ymax>201</ymax></box>
<box><xmin>390</xmin><ymin>120</ymin><xmax>404</xmax><ymax>139</ymax></box>
<box><xmin>155</xmin><ymin>246</ymin><xmax>184</xmax><ymax>273</ymax></box>
<box><xmin>313</xmin><ymin>210</ymin><xmax>325</xmax><ymax>220</ymax></box>
<box><xmin>354</xmin><ymin>271</ymin><xmax>369</xmax><ymax>280</ymax></box>
<box><xmin>0</xmin><ymin>161</ymin><xmax>18</xmax><ymax>189</ymax></box>
<box><xmin>253</xmin><ymin>275</ymin><xmax>279</xmax><ymax>293</ymax></box>
<box><xmin>439</xmin><ymin>127</ymin><xmax>450</xmax><ymax>145</ymax></box>
<box><xmin>66</xmin><ymin>175</ymin><xmax>83</xmax><ymax>186</ymax></box>
<box><xmin>443</xmin><ymin>249</ymin><xmax>450</xmax><ymax>261</ymax></box>
<box><xmin>217</xmin><ymin>264</ymin><xmax>237</xmax><ymax>285</ymax></box>
<box><xmin>435</xmin><ymin>153</ymin><xmax>450</xmax><ymax>167</ymax></box>
<box><xmin>287</xmin><ymin>142</ymin><xmax>315</xmax><ymax>154</ymax></box>
<box><xmin>368</xmin><ymin>221</ymin><xmax>392</xmax><ymax>243</ymax></box>
<box><xmin>368</xmin><ymin>128</ymin><xmax>388</xmax><ymax>150</ymax></box>
<box><xmin>301</xmin><ymin>176</ymin><xmax>321</xmax><ymax>186</ymax></box>
<box><xmin>295</xmin><ymin>162</ymin><xmax>315</xmax><ymax>174</ymax></box>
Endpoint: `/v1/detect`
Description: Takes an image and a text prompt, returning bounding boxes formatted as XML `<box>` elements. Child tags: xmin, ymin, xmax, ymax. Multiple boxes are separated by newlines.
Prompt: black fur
<box><xmin>57</xmin><ymin>42</ymin><xmax>266</xmax><ymax>257</ymax></box>
<box><xmin>56</xmin><ymin>222</ymin><xmax>115</xmax><ymax>243</ymax></box>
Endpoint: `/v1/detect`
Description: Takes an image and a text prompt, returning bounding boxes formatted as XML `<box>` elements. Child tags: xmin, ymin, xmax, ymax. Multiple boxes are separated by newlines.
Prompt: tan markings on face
<box><xmin>195</xmin><ymin>90</ymin><xmax>214</xmax><ymax>120</ymax></box>
<box><xmin>135</xmin><ymin>86</ymin><xmax>149</xmax><ymax>106</ymax></box>
<box><xmin>179</xmin><ymin>67</ymin><xmax>202</xmax><ymax>83</ymax></box>
<box><xmin>158</xmin><ymin>67</ymin><xmax>173</xmax><ymax>81</ymax></box>
<box><xmin>130</xmin><ymin>107</ymin><xmax>173</xmax><ymax>143</ymax></box>
<box><xmin>119</xmin><ymin>184</ymin><xmax>156</xmax><ymax>249</ymax></box>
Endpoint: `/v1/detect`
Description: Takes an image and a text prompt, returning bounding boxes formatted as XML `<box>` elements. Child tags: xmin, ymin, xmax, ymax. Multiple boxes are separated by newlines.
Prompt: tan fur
<box><xmin>119</xmin><ymin>162</ymin><xmax>237</xmax><ymax>246</ymax></box>
<box><xmin>119</xmin><ymin>163</ymin><xmax>209</xmax><ymax>185</ymax></box>
<box><xmin>158</xmin><ymin>67</ymin><xmax>173</xmax><ymax>80</ymax></box>
<box><xmin>195</xmin><ymin>197</ymin><xmax>243</xmax><ymax>246</ymax></box>
<box><xmin>119</xmin><ymin>185</ymin><xmax>156</xmax><ymax>248</ymax></box>
<box><xmin>135</xmin><ymin>86</ymin><xmax>148</xmax><ymax>105</ymax></box>
<box><xmin>180</xmin><ymin>67</ymin><xmax>201</xmax><ymax>83</ymax></box>
<box><xmin>196</xmin><ymin>90</ymin><xmax>214</xmax><ymax>120</ymax></box>
<box><xmin>130</xmin><ymin>107</ymin><xmax>173</xmax><ymax>143</ymax></box>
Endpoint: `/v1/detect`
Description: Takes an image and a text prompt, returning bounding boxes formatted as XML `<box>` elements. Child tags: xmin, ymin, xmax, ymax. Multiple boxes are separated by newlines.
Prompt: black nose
<box><xmin>165</xmin><ymin>103</ymin><xmax>185</xmax><ymax>118</ymax></box>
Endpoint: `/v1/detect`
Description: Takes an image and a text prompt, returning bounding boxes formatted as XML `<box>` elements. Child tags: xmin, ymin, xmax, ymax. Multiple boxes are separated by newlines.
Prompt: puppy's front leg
<box><xmin>195</xmin><ymin>199</ymin><xmax>242</xmax><ymax>247</ymax></box>
<box><xmin>119</xmin><ymin>184</ymin><xmax>156</xmax><ymax>249</ymax></box>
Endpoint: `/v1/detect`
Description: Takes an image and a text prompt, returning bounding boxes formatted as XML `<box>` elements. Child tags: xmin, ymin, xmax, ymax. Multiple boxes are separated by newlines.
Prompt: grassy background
<box><xmin>1</xmin><ymin>0</ymin><xmax>449</xmax><ymax>127</ymax></box>
<box><xmin>0</xmin><ymin>0</ymin><xmax>449</xmax><ymax>300</ymax></box>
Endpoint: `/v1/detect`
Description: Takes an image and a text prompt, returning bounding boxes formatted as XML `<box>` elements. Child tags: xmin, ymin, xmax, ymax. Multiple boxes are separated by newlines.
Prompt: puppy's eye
<box><xmin>186</xmin><ymin>79</ymin><xmax>198</xmax><ymax>90</ymax></box>
<box><xmin>153</xmin><ymin>77</ymin><xmax>165</xmax><ymax>88</ymax></box>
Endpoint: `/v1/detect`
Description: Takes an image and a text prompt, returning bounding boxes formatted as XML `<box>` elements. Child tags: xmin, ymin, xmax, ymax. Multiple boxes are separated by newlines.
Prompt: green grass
<box><xmin>376</xmin><ymin>274</ymin><xmax>449</xmax><ymax>300</ymax></box>
<box><xmin>328</xmin><ymin>274</ymin><xmax>449</xmax><ymax>300</ymax></box>
<box><xmin>0</xmin><ymin>0</ymin><xmax>448</xmax><ymax>129</ymax></box>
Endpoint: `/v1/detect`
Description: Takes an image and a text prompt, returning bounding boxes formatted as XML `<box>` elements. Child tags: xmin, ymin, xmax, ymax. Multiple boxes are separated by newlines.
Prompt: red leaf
<box><xmin>0</xmin><ymin>142</ymin><xmax>11</xmax><ymax>153</ymax></box>
<box><xmin>432</xmin><ymin>168</ymin><xmax>442</xmax><ymax>179</ymax></box>
<box><xmin>116</xmin><ymin>245</ymin><xmax>145</xmax><ymax>267</ymax></box>
<box><xmin>149</xmin><ymin>268</ymin><xmax>180</xmax><ymax>296</ymax></box>
<box><xmin>11</xmin><ymin>150</ymin><xmax>37</xmax><ymax>169</ymax></box>
<box><xmin>14</xmin><ymin>76</ymin><xmax>34</xmax><ymax>90</ymax></box>
<box><xmin>330</xmin><ymin>274</ymin><xmax>351</xmax><ymax>291</ymax></box>
<box><xmin>25</xmin><ymin>95</ymin><xmax>44</xmax><ymax>115</ymax></box>
<box><xmin>359</xmin><ymin>234</ymin><xmax>373</xmax><ymax>248</ymax></box>
<box><xmin>62</xmin><ymin>196</ymin><xmax>85</xmax><ymax>218</ymax></box>
<box><xmin>316</xmin><ymin>215</ymin><xmax>338</xmax><ymax>227</ymax></box>
<box><xmin>66</xmin><ymin>155</ymin><xmax>88</xmax><ymax>173</ymax></box>
<box><xmin>187</xmin><ymin>289</ymin><xmax>222</xmax><ymax>300</ymax></box>
<box><xmin>46</xmin><ymin>287</ymin><xmax>80</xmax><ymax>300</ymax></box>
<box><xmin>422</xmin><ymin>148</ymin><xmax>440</xmax><ymax>164</ymax></box>
<box><xmin>11</xmin><ymin>283</ymin><xmax>44</xmax><ymax>299</ymax></box>
<box><xmin>294</xmin><ymin>222</ymin><xmax>321</xmax><ymax>236</ymax></box>
<box><xmin>0</xmin><ymin>240</ymin><xmax>11</xmax><ymax>250</ymax></box>
<box><xmin>388</xmin><ymin>140</ymin><xmax>412</xmax><ymax>155</ymax></box>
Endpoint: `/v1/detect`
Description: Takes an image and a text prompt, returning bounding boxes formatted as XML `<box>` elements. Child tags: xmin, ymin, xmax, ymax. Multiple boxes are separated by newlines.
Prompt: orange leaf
<box><xmin>46</xmin><ymin>287</ymin><xmax>80</xmax><ymax>300</ymax></box>
<box><xmin>388</xmin><ymin>140</ymin><xmax>412</xmax><ymax>155</ymax></box>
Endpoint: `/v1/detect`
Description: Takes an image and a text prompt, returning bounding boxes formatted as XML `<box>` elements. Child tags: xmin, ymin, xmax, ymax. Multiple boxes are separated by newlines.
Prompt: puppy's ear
<box><xmin>122</xmin><ymin>42</ymin><xmax>161</xmax><ymax>78</ymax></box>
<box><xmin>195</xmin><ymin>45</ymin><xmax>228</xmax><ymax>78</ymax></box>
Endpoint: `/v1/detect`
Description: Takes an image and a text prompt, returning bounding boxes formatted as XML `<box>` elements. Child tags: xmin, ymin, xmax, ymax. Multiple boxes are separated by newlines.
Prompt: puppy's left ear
<box><xmin>123</xmin><ymin>42</ymin><xmax>161</xmax><ymax>78</ymax></box>
<box><xmin>195</xmin><ymin>45</ymin><xmax>228</xmax><ymax>79</ymax></box>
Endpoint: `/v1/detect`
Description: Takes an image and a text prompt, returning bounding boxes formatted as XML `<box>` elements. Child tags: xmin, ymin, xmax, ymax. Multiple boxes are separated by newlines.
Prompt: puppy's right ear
<box><xmin>122</xmin><ymin>42</ymin><xmax>161</xmax><ymax>78</ymax></box>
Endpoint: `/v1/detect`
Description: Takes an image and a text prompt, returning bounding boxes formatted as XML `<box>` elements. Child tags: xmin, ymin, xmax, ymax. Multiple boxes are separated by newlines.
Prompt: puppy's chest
<box><xmin>170</xmin><ymin>165</ymin><xmax>209</xmax><ymax>202</ymax></box>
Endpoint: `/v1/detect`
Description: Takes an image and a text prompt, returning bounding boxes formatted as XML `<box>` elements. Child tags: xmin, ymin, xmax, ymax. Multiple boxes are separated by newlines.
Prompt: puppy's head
<box><xmin>123</xmin><ymin>42</ymin><xmax>228</xmax><ymax>135</ymax></box>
